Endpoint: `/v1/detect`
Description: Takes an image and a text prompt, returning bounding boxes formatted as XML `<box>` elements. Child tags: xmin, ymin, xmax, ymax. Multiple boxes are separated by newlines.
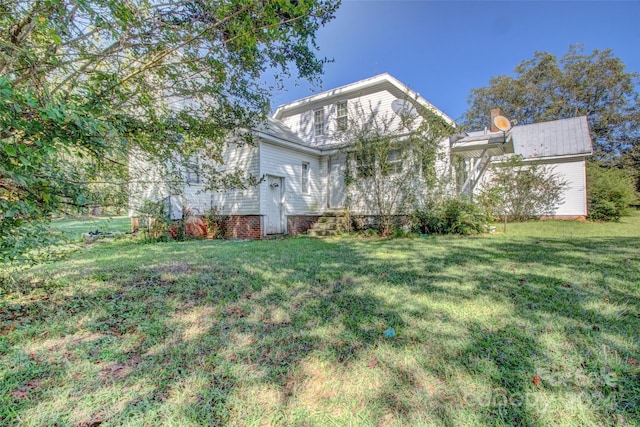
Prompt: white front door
<box><xmin>329</xmin><ymin>154</ymin><xmax>346</xmax><ymax>209</ymax></box>
<box><xmin>266</xmin><ymin>176</ymin><xmax>283</xmax><ymax>234</ymax></box>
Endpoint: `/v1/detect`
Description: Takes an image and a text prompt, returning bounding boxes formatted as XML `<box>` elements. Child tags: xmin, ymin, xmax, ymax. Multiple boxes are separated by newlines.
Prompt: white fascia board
<box><xmin>492</xmin><ymin>153</ymin><xmax>592</xmax><ymax>165</ymax></box>
<box><xmin>256</xmin><ymin>132</ymin><xmax>339</xmax><ymax>156</ymax></box>
<box><xmin>273</xmin><ymin>74</ymin><xmax>392</xmax><ymax>119</ymax></box>
<box><xmin>383</xmin><ymin>74</ymin><xmax>457</xmax><ymax>128</ymax></box>
<box><xmin>520</xmin><ymin>153</ymin><xmax>592</xmax><ymax>163</ymax></box>
<box><xmin>273</xmin><ymin>73</ymin><xmax>456</xmax><ymax>128</ymax></box>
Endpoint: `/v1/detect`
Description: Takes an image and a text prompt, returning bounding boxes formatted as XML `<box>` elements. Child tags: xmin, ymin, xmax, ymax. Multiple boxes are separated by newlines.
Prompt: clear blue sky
<box><xmin>270</xmin><ymin>1</ymin><xmax>640</xmax><ymax>123</ymax></box>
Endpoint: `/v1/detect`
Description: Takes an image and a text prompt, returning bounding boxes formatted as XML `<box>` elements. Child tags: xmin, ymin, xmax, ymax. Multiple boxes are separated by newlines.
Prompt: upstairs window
<box><xmin>314</xmin><ymin>108</ymin><xmax>324</xmax><ymax>136</ymax></box>
<box><xmin>302</xmin><ymin>162</ymin><xmax>310</xmax><ymax>194</ymax></box>
<box><xmin>336</xmin><ymin>100</ymin><xmax>348</xmax><ymax>131</ymax></box>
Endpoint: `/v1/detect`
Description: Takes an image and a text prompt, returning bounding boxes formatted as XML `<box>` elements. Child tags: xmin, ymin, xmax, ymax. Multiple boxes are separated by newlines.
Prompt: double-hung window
<box><xmin>336</xmin><ymin>101</ymin><xmax>348</xmax><ymax>131</ymax></box>
<box><xmin>185</xmin><ymin>155</ymin><xmax>201</xmax><ymax>184</ymax></box>
<box><xmin>386</xmin><ymin>148</ymin><xmax>403</xmax><ymax>175</ymax></box>
<box><xmin>356</xmin><ymin>152</ymin><xmax>375</xmax><ymax>178</ymax></box>
<box><xmin>314</xmin><ymin>109</ymin><xmax>324</xmax><ymax>136</ymax></box>
<box><xmin>302</xmin><ymin>162</ymin><xmax>310</xmax><ymax>194</ymax></box>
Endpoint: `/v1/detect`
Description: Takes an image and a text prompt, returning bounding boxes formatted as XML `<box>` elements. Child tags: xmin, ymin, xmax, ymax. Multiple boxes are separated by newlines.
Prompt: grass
<box><xmin>51</xmin><ymin>216</ymin><xmax>131</xmax><ymax>241</ymax></box>
<box><xmin>1</xmin><ymin>217</ymin><xmax>639</xmax><ymax>426</ymax></box>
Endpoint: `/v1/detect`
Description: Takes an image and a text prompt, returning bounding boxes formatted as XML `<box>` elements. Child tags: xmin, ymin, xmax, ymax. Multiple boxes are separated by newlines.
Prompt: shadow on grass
<box><xmin>1</xmin><ymin>234</ymin><xmax>639</xmax><ymax>425</ymax></box>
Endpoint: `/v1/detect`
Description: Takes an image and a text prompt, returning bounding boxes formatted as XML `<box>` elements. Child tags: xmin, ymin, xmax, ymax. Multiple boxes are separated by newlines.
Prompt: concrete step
<box><xmin>308</xmin><ymin>211</ymin><xmax>350</xmax><ymax>236</ymax></box>
<box><xmin>308</xmin><ymin>229</ymin><xmax>339</xmax><ymax>237</ymax></box>
<box><xmin>320</xmin><ymin>210</ymin><xmax>347</xmax><ymax>216</ymax></box>
<box><xmin>317</xmin><ymin>216</ymin><xmax>339</xmax><ymax>224</ymax></box>
<box><xmin>310</xmin><ymin>222</ymin><xmax>338</xmax><ymax>231</ymax></box>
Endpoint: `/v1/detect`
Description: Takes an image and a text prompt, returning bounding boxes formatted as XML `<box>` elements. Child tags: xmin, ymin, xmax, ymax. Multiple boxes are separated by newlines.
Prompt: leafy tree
<box><xmin>478</xmin><ymin>156</ymin><xmax>568</xmax><ymax>229</ymax></box>
<box><xmin>616</xmin><ymin>144</ymin><xmax>640</xmax><ymax>193</ymax></box>
<box><xmin>340</xmin><ymin>101</ymin><xmax>455</xmax><ymax>236</ymax></box>
<box><xmin>586</xmin><ymin>162</ymin><xmax>637</xmax><ymax>221</ymax></box>
<box><xmin>0</xmin><ymin>0</ymin><xmax>339</xmax><ymax>262</ymax></box>
<box><xmin>464</xmin><ymin>46</ymin><xmax>640</xmax><ymax>160</ymax></box>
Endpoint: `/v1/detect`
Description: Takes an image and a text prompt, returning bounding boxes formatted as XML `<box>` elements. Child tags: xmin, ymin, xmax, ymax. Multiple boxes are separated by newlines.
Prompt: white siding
<box><xmin>476</xmin><ymin>157</ymin><xmax>588</xmax><ymax>216</ymax></box>
<box><xmin>546</xmin><ymin>158</ymin><xmax>588</xmax><ymax>216</ymax></box>
<box><xmin>128</xmin><ymin>149</ymin><xmax>173</xmax><ymax>216</ymax></box>
<box><xmin>259</xmin><ymin>141</ymin><xmax>323</xmax><ymax>216</ymax></box>
<box><xmin>279</xmin><ymin>84</ymin><xmax>407</xmax><ymax>147</ymax></box>
<box><xmin>129</xmin><ymin>143</ymin><xmax>260</xmax><ymax>218</ymax></box>
<box><xmin>182</xmin><ymin>142</ymin><xmax>260</xmax><ymax>216</ymax></box>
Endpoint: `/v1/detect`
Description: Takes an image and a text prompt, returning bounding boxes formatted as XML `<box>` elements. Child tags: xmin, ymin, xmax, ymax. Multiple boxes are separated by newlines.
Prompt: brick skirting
<box><xmin>287</xmin><ymin>215</ymin><xmax>321</xmax><ymax>235</ymax></box>
<box><xmin>540</xmin><ymin>215</ymin><xmax>587</xmax><ymax>221</ymax></box>
<box><xmin>224</xmin><ymin>215</ymin><xmax>262</xmax><ymax>239</ymax></box>
<box><xmin>131</xmin><ymin>214</ymin><xmax>322</xmax><ymax>239</ymax></box>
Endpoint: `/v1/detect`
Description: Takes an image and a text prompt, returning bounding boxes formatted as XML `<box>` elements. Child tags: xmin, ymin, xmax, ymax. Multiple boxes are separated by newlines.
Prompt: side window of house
<box><xmin>314</xmin><ymin>108</ymin><xmax>324</xmax><ymax>136</ymax></box>
<box><xmin>386</xmin><ymin>148</ymin><xmax>403</xmax><ymax>175</ymax></box>
<box><xmin>302</xmin><ymin>162</ymin><xmax>310</xmax><ymax>194</ymax></box>
<box><xmin>185</xmin><ymin>155</ymin><xmax>200</xmax><ymax>184</ymax></box>
<box><xmin>356</xmin><ymin>152</ymin><xmax>375</xmax><ymax>178</ymax></box>
<box><xmin>455</xmin><ymin>157</ymin><xmax>470</xmax><ymax>189</ymax></box>
<box><xmin>336</xmin><ymin>100</ymin><xmax>348</xmax><ymax>131</ymax></box>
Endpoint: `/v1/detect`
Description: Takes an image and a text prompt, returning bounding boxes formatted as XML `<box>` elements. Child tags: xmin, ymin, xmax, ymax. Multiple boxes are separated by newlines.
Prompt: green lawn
<box><xmin>1</xmin><ymin>218</ymin><xmax>639</xmax><ymax>426</ymax></box>
<box><xmin>51</xmin><ymin>216</ymin><xmax>131</xmax><ymax>241</ymax></box>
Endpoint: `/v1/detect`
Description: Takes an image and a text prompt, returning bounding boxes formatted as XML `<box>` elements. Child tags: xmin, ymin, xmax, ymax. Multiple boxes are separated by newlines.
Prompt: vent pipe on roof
<box><xmin>490</xmin><ymin>108</ymin><xmax>502</xmax><ymax>132</ymax></box>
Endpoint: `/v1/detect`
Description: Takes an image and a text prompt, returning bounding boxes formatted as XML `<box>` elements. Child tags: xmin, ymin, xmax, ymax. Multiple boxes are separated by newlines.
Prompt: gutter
<box><xmin>492</xmin><ymin>152</ymin><xmax>593</xmax><ymax>164</ymax></box>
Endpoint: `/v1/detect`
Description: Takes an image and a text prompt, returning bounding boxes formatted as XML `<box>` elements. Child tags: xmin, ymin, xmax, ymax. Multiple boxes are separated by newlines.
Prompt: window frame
<box><xmin>301</xmin><ymin>161</ymin><xmax>310</xmax><ymax>194</ymax></box>
<box><xmin>185</xmin><ymin>155</ymin><xmax>201</xmax><ymax>184</ymax></box>
<box><xmin>336</xmin><ymin>100</ymin><xmax>348</xmax><ymax>131</ymax></box>
<box><xmin>314</xmin><ymin>108</ymin><xmax>325</xmax><ymax>136</ymax></box>
<box><xmin>355</xmin><ymin>152</ymin><xmax>375</xmax><ymax>178</ymax></box>
<box><xmin>386</xmin><ymin>148</ymin><xmax>403</xmax><ymax>175</ymax></box>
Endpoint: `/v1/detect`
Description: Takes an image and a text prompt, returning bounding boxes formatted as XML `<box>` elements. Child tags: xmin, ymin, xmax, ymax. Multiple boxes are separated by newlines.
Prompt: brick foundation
<box><xmin>287</xmin><ymin>215</ymin><xmax>321</xmax><ymax>235</ymax></box>
<box><xmin>540</xmin><ymin>215</ymin><xmax>587</xmax><ymax>221</ymax></box>
<box><xmin>223</xmin><ymin>215</ymin><xmax>262</xmax><ymax>239</ymax></box>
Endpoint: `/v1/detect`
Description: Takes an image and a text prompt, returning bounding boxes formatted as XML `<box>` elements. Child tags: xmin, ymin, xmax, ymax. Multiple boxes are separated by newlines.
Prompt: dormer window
<box><xmin>336</xmin><ymin>100</ymin><xmax>348</xmax><ymax>131</ymax></box>
<box><xmin>314</xmin><ymin>108</ymin><xmax>324</xmax><ymax>136</ymax></box>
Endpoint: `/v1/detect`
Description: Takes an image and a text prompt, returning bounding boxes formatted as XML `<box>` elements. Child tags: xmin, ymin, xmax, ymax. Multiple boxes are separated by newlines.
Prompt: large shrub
<box><xmin>477</xmin><ymin>156</ymin><xmax>568</xmax><ymax>222</ymax></box>
<box><xmin>587</xmin><ymin>163</ymin><xmax>637</xmax><ymax>221</ymax></box>
<box><xmin>414</xmin><ymin>197</ymin><xmax>487</xmax><ymax>235</ymax></box>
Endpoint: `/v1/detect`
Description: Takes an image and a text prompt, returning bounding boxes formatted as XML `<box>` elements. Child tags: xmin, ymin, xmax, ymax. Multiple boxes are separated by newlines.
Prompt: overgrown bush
<box><xmin>204</xmin><ymin>206</ymin><xmax>227</xmax><ymax>239</ymax></box>
<box><xmin>477</xmin><ymin>156</ymin><xmax>568</xmax><ymax>222</ymax></box>
<box><xmin>587</xmin><ymin>163</ymin><xmax>637</xmax><ymax>221</ymax></box>
<box><xmin>138</xmin><ymin>200</ymin><xmax>170</xmax><ymax>240</ymax></box>
<box><xmin>413</xmin><ymin>197</ymin><xmax>487</xmax><ymax>235</ymax></box>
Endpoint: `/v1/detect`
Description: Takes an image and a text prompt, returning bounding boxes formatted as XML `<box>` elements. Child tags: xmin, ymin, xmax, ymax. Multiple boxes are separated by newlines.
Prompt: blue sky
<box><xmin>270</xmin><ymin>1</ymin><xmax>640</xmax><ymax>123</ymax></box>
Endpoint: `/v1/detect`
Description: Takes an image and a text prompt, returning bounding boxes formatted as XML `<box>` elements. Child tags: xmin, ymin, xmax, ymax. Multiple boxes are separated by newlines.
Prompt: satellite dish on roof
<box><xmin>391</xmin><ymin>99</ymin><xmax>418</xmax><ymax>117</ymax></box>
<box><xmin>493</xmin><ymin>115</ymin><xmax>512</xmax><ymax>131</ymax></box>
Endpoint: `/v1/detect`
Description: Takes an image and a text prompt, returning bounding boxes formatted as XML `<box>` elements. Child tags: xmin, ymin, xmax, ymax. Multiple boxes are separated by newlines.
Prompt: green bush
<box><xmin>138</xmin><ymin>199</ymin><xmax>170</xmax><ymax>240</ymax></box>
<box><xmin>414</xmin><ymin>197</ymin><xmax>487</xmax><ymax>235</ymax></box>
<box><xmin>587</xmin><ymin>163</ymin><xmax>637</xmax><ymax>221</ymax></box>
<box><xmin>204</xmin><ymin>206</ymin><xmax>227</xmax><ymax>239</ymax></box>
<box><xmin>477</xmin><ymin>156</ymin><xmax>568</xmax><ymax>221</ymax></box>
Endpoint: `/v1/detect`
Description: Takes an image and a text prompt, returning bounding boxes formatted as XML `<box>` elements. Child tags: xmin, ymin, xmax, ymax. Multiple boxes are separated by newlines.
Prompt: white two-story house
<box><xmin>129</xmin><ymin>73</ymin><xmax>592</xmax><ymax>238</ymax></box>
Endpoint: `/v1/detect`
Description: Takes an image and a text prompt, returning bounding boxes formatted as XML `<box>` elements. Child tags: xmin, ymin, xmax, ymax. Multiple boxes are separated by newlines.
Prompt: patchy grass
<box><xmin>1</xmin><ymin>218</ymin><xmax>639</xmax><ymax>426</ymax></box>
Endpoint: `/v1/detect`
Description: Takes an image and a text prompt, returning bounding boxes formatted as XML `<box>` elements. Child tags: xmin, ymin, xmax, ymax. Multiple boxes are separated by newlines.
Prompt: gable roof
<box><xmin>272</xmin><ymin>73</ymin><xmax>456</xmax><ymax>127</ymax></box>
<box><xmin>254</xmin><ymin>117</ymin><xmax>310</xmax><ymax>147</ymax></box>
<box><xmin>453</xmin><ymin>116</ymin><xmax>593</xmax><ymax>160</ymax></box>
